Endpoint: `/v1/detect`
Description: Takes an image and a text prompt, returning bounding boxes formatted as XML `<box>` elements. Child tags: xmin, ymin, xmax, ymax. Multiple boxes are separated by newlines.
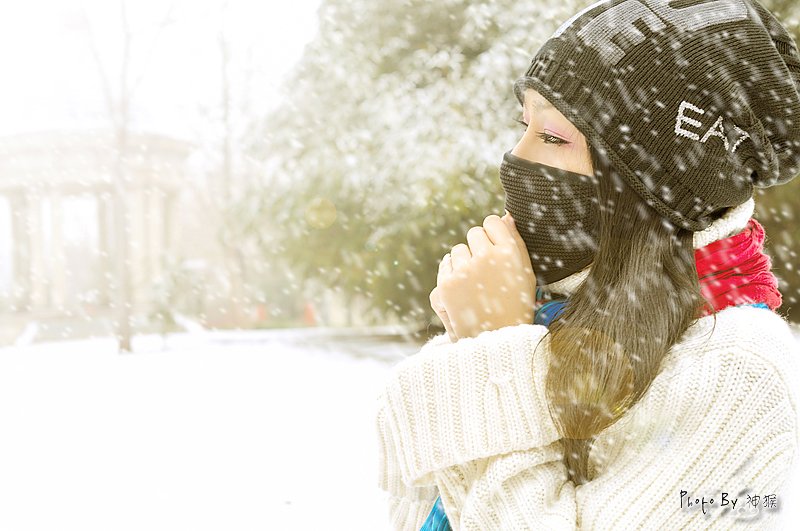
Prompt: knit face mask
<box><xmin>498</xmin><ymin>150</ymin><xmax>600</xmax><ymax>286</ymax></box>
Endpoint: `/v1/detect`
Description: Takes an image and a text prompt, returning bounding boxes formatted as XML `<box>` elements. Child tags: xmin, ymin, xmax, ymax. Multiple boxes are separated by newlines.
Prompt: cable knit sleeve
<box><xmin>377</xmin><ymin>315</ymin><xmax>799</xmax><ymax>530</ymax></box>
<box><xmin>380</xmin><ymin>324</ymin><xmax>560</xmax><ymax>489</ymax></box>
<box><xmin>375</xmin><ymin>332</ymin><xmax>452</xmax><ymax>531</ymax></box>
<box><xmin>376</xmin><ymin>392</ymin><xmax>439</xmax><ymax>530</ymax></box>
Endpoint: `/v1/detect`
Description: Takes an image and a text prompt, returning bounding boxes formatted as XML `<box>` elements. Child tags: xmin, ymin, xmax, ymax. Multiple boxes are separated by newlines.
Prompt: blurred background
<box><xmin>0</xmin><ymin>0</ymin><xmax>798</xmax><ymax>529</ymax></box>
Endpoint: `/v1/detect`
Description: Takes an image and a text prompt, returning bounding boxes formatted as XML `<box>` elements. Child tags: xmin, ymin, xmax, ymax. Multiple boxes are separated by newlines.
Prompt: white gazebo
<box><xmin>0</xmin><ymin>129</ymin><xmax>191</xmax><ymax>324</ymax></box>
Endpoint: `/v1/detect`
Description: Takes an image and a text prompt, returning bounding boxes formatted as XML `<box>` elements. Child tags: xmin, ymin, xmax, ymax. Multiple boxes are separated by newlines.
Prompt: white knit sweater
<box><xmin>375</xmin><ymin>197</ymin><xmax>800</xmax><ymax>530</ymax></box>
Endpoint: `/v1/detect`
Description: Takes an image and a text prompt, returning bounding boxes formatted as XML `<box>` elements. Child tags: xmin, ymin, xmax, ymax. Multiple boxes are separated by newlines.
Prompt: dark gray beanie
<box><xmin>514</xmin><ymin>0</ymin><xmax>800</xmax><ymax>231</ymax></box>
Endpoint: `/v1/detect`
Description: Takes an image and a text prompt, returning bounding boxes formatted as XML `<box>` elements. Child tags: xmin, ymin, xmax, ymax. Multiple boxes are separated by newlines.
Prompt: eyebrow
<box><xmin>513</xmin><ymin>77</ymin><xmax>555</xmax><ymax>110</ymax></box>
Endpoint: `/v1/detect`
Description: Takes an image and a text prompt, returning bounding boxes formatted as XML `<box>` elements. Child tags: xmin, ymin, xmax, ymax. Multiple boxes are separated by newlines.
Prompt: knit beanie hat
<box><xmin>514</xmin><ymin>0</ymin><xmax>800</xmax><ymax>231</ymax></box>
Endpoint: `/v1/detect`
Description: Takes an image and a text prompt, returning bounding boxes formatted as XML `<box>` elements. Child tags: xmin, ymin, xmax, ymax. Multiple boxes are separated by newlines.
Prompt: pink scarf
<box><xmin>694</xmin><ymin>218</ymin><xmax>782</xmax><ymax>317</ymax></box>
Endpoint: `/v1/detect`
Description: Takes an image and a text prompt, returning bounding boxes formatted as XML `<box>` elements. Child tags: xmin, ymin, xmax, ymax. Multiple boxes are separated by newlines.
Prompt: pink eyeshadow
<box><xmin>542</xmin><ymin>125</ymin><xmax>570</xmax><ymax>139</ymax></box>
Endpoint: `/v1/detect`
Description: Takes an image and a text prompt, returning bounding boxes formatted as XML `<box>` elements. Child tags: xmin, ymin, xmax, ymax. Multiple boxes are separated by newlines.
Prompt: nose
<box><xmin>510</xmin><ymin>139</ymin><xmax>523</xmax><ymax>159</ymax></box>
<box><xmin>510</xmin><ymin>138</ymin><xmax>536</xmax><ymax>164</ymax></box>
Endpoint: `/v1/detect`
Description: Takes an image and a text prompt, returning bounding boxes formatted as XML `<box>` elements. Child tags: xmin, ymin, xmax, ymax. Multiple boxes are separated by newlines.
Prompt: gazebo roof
<box><xmin>0</xmin><ymin>129</ymin><xmax>193</xmax><ymax>193</ymax></box>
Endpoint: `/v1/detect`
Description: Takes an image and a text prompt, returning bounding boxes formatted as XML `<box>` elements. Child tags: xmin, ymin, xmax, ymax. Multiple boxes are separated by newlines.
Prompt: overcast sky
<box><xmin>0</xmin><ymin>0</ymin><xmax>322</xmax><ymax>139</ymax></box>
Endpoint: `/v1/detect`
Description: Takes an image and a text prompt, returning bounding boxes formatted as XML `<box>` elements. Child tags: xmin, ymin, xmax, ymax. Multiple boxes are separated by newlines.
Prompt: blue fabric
<box><xmin>534</xmin><ymin>299</ymin><xmax>568</xmax><ymax>326</ymax></box>
<box><xmin>533</xmin><ymin>287</ymin><xmax>568</xmax><ymax>327</ymax></box>
<box><xmin>420</xmin><ymin>496</ymin><xmax>452</xmax><ymax>531</ymax></box>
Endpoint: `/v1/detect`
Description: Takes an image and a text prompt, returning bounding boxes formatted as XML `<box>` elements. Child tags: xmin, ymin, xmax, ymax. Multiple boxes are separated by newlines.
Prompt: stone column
<box><xmin>26</xmin><ymin>191</ymin><xmax>47</xmax><ymax>310</ymax></box>
<box><xmin>48</xmin><ymin>190</ymin><xmax>66</xmax><ymax>311</ymax></box>
<box><xmin>96</xmin><ymin>190</ymin><xmax>113</xmax><ymax>307</ymax></box>
<box><xmin>8</xmin><ymin>191</ymin><xmax>31</xmax><ymax>311</ymax></box>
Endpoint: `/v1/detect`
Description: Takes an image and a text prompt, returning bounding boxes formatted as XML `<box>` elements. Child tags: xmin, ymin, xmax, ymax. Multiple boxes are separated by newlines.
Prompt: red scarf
<box><xmin>695</xmin><ymin>218</ymin><xmax>782</xmax><ymax>317</ymax></box>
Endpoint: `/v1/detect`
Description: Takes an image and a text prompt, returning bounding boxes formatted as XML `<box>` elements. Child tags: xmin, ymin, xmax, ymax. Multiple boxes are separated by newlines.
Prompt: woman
<box><xmin>376</xmin><ymin>0</ymin><xmax>800</xmax><ymax>529</ymax></box>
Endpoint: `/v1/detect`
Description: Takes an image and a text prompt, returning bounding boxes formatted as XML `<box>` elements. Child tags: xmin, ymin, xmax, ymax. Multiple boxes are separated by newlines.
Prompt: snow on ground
<box><xmin>0</xmin><ymin>330</ymin><xmax>414</xmax><ymax>531</ymax></box>
<box><xmin>0</xmin><ymin>327</ymin><xmax>798</xmax><ymax>530</ymax></box>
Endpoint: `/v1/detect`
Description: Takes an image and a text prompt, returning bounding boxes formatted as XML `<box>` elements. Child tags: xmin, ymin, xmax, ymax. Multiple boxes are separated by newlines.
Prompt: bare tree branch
<box><xmin>81</xmin><ymin>7</ymin><xmax>117</xmax><ymax>129</ymax></box>
<box><xmin>129</xmin><ymin>2</ymin><xmax>178</xmax><ymax>102</ymax></box>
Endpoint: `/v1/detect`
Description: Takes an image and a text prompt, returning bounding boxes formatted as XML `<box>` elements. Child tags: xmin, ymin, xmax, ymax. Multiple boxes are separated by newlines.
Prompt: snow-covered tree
<box><xmin>240</xmin><ymin>0</ymin><xmax>800</xmax><ymax>327</ymax></box>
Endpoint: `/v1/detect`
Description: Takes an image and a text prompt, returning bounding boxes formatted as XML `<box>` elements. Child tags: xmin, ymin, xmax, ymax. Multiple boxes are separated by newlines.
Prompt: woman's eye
<box><xmin>537</xmin><ymin>132</ymin><xmax>568</xmax><ymax>146</ymax></box>
<box><xmin>513</xmin><ymin>118</ymin><xmax>568</xmax><ymax>146</ymax></box>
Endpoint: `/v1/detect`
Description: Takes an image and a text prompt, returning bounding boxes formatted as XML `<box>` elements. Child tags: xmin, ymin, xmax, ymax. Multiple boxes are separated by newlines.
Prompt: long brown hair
<box><xmin>538</xmin><ymin>141</ymin><xmax>720</xmax><ymax>485</ymax></box>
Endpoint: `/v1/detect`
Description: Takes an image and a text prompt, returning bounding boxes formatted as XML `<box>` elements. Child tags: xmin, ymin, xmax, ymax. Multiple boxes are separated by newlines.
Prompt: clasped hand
<box><xmin>429</xmin><ymin>211</ymin><xmax>537</xmax><ymax>342</ymax></box>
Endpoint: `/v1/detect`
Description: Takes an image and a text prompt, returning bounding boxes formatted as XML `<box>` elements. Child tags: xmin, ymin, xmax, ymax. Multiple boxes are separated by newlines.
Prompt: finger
<box><xmin>429</xmin><ymin>286</ymin><xmax>443</xmax><ymax>311</ymax></box>
<box><xmin>482</xmin><ymin>214</ymin><xmax>515</xmax><ymax>246</ymax></box>
<box><xmin>430</xmin><ymin>287</ymin><xmax>456</xmax><ymax>339</ymax></box>
<box><xmin>466</xmin><ymin>226</ymin><xmax>492</xmax><ymax>256</ymax></box>
<box><xmin>438</xmin><ymin>253</ymin><xmax>452</xmax><ymax>286</ymax></box>
<box><xmin>503</xmin><ymin>212</ymin><xmax>535</xmax><ymax>273</ymax></box>
<box><xmin>450</xmin><ymin>243</ymin><xmax>471</xmax><ymax>271</ymax></box>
